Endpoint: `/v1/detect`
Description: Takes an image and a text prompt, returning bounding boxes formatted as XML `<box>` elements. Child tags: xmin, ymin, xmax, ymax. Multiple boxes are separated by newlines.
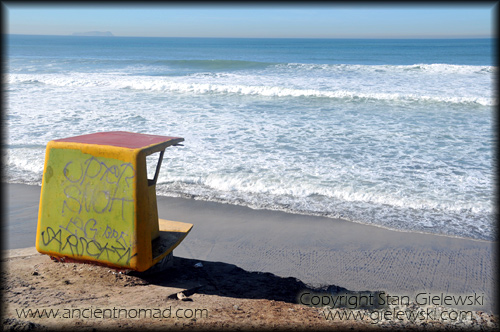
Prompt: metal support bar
<box><xmin>149</xmin><ymin>150</ymin><xmax>165</xmax><ymax>186</ymax></box>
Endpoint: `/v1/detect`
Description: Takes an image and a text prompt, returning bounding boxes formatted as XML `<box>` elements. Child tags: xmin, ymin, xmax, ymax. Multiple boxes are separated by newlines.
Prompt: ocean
<box><xmin>5</xmin><ymin>35</ymin><xmax>496</xmax><ymax>241</ymax></box>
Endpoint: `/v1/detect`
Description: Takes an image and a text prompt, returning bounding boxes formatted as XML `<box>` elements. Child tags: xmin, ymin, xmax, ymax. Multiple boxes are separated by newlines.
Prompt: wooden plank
<box><xmin>152</xmin><ymin>219</ymin><xmax>193</xmax><ymax>259</ymax></box>
<box><xmin>158</xmin><ymin>219</ymin><xmax>193</xmax><ymax>233</ymax></box>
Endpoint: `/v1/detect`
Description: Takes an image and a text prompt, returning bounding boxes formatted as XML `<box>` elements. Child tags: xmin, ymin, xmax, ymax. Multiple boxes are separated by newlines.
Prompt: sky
<box><xmin>3</xmin><ymin>3</ymin><xmax>497</xmax><ymax>38</ymax></box>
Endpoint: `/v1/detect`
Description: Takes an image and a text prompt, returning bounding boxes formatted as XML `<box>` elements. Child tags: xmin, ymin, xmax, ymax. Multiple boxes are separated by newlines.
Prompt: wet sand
<box><xmin>3</xmin><ymin>183</ymin><xmax>497</xmax><ymax>315</ymax></box>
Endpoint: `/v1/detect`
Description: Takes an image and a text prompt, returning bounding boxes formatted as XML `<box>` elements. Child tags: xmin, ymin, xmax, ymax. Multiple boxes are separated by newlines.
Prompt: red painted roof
<box><xmin>54</xmin><ymin>131</ymin><xmax>183</xmax><ymax>149</ymax></box>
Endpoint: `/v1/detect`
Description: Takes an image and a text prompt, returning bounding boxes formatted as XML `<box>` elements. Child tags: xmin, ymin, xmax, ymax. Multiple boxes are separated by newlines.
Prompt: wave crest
<box><xmin>8</xmin><ymin>72</ymin><xmax>495</xmax><ymax>106</ymax></box>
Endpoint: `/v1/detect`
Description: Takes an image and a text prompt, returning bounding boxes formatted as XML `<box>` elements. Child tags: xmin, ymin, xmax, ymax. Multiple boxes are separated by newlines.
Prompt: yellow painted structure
<box><xmin>35</xmin><ymin>131</ymin><xmax>193</xmax><ymax>272</ymax></box>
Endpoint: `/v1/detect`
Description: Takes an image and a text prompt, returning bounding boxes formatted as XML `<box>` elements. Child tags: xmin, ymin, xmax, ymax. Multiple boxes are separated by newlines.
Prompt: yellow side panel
<box><xmin>36</xmin><ymin>145</ymin><xmax>137</xmax><ymax>268</ymax></box>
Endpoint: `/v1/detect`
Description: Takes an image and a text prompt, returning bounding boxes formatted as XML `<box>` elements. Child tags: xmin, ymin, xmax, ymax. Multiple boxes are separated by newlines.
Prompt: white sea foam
<box><xmin>8</xmin><ymin>70</ymin><xmax>496</xmax><ymax>106</ymax></box>
<box><xmin>278</xmin><ymin>63</ymin><xmax>495</xmax><ymax>74</ymax></box>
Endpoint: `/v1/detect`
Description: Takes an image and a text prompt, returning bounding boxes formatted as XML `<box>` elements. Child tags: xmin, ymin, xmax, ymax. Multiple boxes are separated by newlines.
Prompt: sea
<box><xmin>4</xmin><ymin>35</ymin><xmax>496</xmax><ymax>241</ymax></box>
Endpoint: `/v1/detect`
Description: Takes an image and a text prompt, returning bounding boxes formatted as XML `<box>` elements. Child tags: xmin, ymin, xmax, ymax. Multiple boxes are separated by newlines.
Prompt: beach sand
<box><xmin>2</xmin><ymin>183</ymin><xmax>498</xmax><ymax>330</ymax></box>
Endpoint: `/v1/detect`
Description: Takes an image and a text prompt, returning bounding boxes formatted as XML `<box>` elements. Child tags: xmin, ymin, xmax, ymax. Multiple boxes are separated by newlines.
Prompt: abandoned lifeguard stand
<box><xmin>35</xmin><ymin>131</ymin><xmax>192</xmax><ymax>272</ymax></box>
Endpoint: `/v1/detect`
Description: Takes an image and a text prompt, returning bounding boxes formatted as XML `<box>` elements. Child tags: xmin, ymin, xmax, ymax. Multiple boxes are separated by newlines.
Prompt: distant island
<box><xmin>72</xmin><ymin>31</ymin><xmax>114</xmax><ymax>37</ymax></box>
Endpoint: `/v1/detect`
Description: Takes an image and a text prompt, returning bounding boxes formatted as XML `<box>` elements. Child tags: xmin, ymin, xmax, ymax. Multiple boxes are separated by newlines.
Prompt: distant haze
<box><xmin>4</xmin><ymin>5</ymin><xmax>494</xmax><ymax>39</ymax></box>
<box><xmin>72</xmin><ymin>31</ymin><xmax>114</xmax><ymax>37</ymax></box>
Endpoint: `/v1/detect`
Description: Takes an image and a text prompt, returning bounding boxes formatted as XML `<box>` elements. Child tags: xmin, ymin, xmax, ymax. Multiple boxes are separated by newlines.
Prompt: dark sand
<box><xmin>3</xmin><ymin>183</ymin><xmax>497</xmax><ymax>314</ymax></box>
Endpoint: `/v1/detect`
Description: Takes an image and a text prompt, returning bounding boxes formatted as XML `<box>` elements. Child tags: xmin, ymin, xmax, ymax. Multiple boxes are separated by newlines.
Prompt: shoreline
<box><xmin>160</xmin><ymin>193</ymin><xmax>494</xmax><ymax>244</ymax></box>
<box><xmin>3</xmin><ymin>182</ymin><xmax>497</xmax><ymax>314</ymax></box>
<box><xmin>5</xmin><ymin>181</ymin><xmax>493</xmax><ymax>244</ymax></box>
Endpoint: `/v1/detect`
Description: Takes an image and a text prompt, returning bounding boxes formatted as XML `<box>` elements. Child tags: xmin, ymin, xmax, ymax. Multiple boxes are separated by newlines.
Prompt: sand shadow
<box><xmin>130</xmin><ymin>256</ymin><xmax>360</xmax><ymax>304</ymax></box>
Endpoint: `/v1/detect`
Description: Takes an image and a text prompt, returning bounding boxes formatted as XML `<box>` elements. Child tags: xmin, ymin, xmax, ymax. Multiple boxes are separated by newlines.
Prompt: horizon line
<box><xmin>5</xmin><ymin>33</ymin><xmax>494</xmax><ymax>40</ymax></box>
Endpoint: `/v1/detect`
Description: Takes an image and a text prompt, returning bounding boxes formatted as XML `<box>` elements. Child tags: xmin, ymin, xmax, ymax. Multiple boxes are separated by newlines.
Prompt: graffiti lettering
<box><xmin>41</xmin><ymin>227</ymin><xmax>62</xmax><ymax>247</ymax></box>
<box><xmin>63</xmin><ymin>157</ymin><xmax>135</xmax><ymax>188</ymax></box>
<box><xmin>59</xmin><ymin>217</ymin><xmax>98</xmax><ymax>240</ymax></box>
<box><xmin>41</xmin><ymin>217</ymin><xmax>134</xmax><ymax>264</ymax></box>
<box><xmin>40</xmin><ymin>153</ymin><xmax>138</xmax><ymax>267</ymax></box>
<box><xmin>62</xmin><ymin>157</ymin><xmax>135</xmax><ymax>222</ymax></box>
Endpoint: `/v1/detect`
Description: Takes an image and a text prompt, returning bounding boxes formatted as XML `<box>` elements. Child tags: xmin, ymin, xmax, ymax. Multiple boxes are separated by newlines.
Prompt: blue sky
<box><xmin>4</xmin><ymin>4</ymin><xmax>496</xmax><ymax>38</ymax></box>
